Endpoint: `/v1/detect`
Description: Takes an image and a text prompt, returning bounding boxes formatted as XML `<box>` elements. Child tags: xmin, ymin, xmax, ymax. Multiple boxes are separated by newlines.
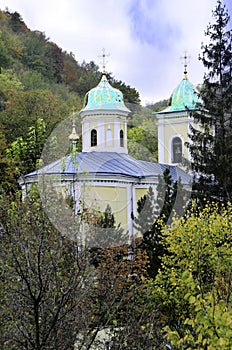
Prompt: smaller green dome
<box><xmin>80</xmin><ymin>74</ymin><xmax>130</xmax><ymax>115</ymax></box>
<box><xmin>171</xmin><ymin>76</ymin><xmax>198</xmax><ymax>109</ymax></box>
<box><xmin>159</xmin><ymin>76</ymin><xmax>199</xmax><ymax>114</ymax></box>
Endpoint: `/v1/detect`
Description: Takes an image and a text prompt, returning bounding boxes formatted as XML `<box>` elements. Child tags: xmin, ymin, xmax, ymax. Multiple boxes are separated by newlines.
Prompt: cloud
<box><xmin>128</xmin><ymin>0</ymin><xmax>181</xmax><ymax>49</ymax></box>
<box><xmin>0</xmin><ymin>0</ymin><xmax>230</xmax><ymax>105</ymax></box>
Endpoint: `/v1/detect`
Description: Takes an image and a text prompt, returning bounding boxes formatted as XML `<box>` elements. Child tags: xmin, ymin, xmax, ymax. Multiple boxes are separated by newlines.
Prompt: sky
<box><xmin>0</xmin><ymin>0</ymin><xmax>231</xmax><ymax>105</ymax></box>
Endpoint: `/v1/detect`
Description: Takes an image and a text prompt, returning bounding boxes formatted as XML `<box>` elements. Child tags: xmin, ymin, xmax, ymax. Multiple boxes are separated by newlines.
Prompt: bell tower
<box><xmin>155</xmin><ymin>55</ymin><xmax>199</xmax><ymax>165</ymax></box>
<box><xmin>79</xmin><ymin>50</ymin><xmax>130</xmax><ymax>154</ymax></box>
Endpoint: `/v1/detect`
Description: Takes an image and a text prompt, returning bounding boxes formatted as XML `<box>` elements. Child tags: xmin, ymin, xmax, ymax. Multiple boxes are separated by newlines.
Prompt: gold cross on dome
<box><xmin>98</xmin><ymin>48</ymin><xmax>110</xmax><ymax>74</ymax></box>
<box><xmin>180</xmin><ymin>51</ymin><xmax>191</xmax><ymax>76</ymax></box>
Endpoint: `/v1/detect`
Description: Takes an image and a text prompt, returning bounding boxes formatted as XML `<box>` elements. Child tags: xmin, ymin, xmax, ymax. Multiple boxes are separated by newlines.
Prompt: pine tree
<box><xmin>188</xmin><ymin>0</ymin><xmax>232</xmax><ymax>203</ymax></box>
<box><xmin>97</xmin><ymin>203</ymin><xmax>116</xmax><ymax>228</ymax></box>
<box><xmin>135</xmin><ymin>168</ymin><xmax>188</xmax><ymax>278</ymax></box>
<box><xmin>88</xmin><ymin>204</ymin><xmax>126</xmax><ymax>267</ymax></box>
<box><xmin>133</xmin><ymin>186</ymin><xmax>156</xmax><ymax>235</ymax></box>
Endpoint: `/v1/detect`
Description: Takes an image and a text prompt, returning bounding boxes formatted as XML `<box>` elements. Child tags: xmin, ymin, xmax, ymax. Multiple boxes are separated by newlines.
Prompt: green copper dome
<box><xmin>80</xmin><ymin>74</ymin><xmax>130</xmax><ymax>115</ymax></box>
<box><xmin>159</xmin><ymin>76</ymin><xmax>199</xmax><ymax>114</ymax></box>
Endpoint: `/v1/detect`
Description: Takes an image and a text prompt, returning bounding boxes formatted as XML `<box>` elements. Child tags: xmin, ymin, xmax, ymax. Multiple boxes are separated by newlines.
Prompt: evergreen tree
<box><xmin>133</xmin><ymin>186</ymin><xmax>156</xmax><ymax>235</ymax></box>
<box><xmin>97</xmin><ymin>203</ymin><xmax>116</xmax><ymax>229</ymax></box>
<box><xmin>86</xmin><ymin>204</ymin><xmax>126</xmax><ymax>267</ymax></box>
<box><xmin>135</xmin><ymin>168</ymin><xmax>188</xmax><ymax>278</ymax></box>
<box><xmin>89</xmin><ymin>204</ymin><xmax>126</xmax><ymax>249</ymax></box>
<box><xmin>155</xmin><ymin>168</ymin><xmax>178</xmax><ymax>221</ymax></box>
<box><xmin>8</xmin><ymin>11</ymin><xmax>27</xmax><ymax>32</ymax></box>
<box><xmin>188</xmin><ymin>0</ymin><xmax>232</xmax><ymax>203</ymax></box>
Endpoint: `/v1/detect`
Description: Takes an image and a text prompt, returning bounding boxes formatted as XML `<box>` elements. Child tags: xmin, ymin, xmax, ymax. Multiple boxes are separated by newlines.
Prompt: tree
<box><xmin>18</xmin><ymin>69</ymin><xmax>50</xmax><ymax>91</ymax></box>
<box><xmin>107</xmin><ymin>74</ymin><xmax>141</xmax><ymax>105</ymax></box>
<box><xmin>77</xmin><ymin>61</ymin><xmax>101</xmax><ymax>96</ymax></box>
<box><xmin>134</xmin><ymin>168</ymin><xmax>188</xmax><ymax>279</ymax></box>
<box><xmin>79</xmin><ymin>203</ymin><xmax>127</xmax><ymax>271</ymax></box>
<box><xmin>0</xmin><ymin>68</ymin><xmax>23</xmax><ymax>104</ymax></box>
<box><xmin>8</xmin><ymin>11</ymin><xmax>28</xmax><ymax>33</ymax></box>
<box><xmin>90</xmin><ymin>245</ymin><xmax>165</xmax><ymax>350</ymax></box>
<box><xmin>6</xmin><ymin>118</ymin><xmax>47</xmax><ymax>175</ymax></box>
<box><xmin>133</xmin><ymin>186</ymin><xmax>156</xmax><ymax>235</ymax></box>
<box><xmin>145</xmin><ymin>99</ymin><xmax>169</xmax><ymax>112</ymax></box>
<box><xmin>0</xmin><ymin>89</ymin><xmax>62</xmax><ymax>143</ymax></box>
<box><xmin>128</xmin><ymin>124</ymin><xmax>158</xmax><ymax>161</ymax></box>
<box><xmin>188</xmin><ymin>0</ymin><xmax>232</xmax><ymax>204</ymax></box>
<box><xmin>0</xmin><ymin>29</ymin><xmax>13</xmax><ymax>72</ymax></box>
<box><xmin>20</xmin><ymin>31</ymin><xmax>61</xmax><ymax>82</ymax></box>
<box><xmin>73</xmin><ymin>202</ymin><xmax>166</xmax><ymax>349</ymax></box>
<box><xmin>46</xmin><ymin>42</ymin><xmax>64</xmax><ymax>83</ymax></box>
<box><xmin>127</xmin><ymin>106</ymin><xmax>158</xmax><ymax>161</ymax></box>
<box><xmin>1</xmin><ymin>188</ymin><xmax>144</xmax><ymax>350</ymax></box>
<box><xmin>0</xmin><ymin>124</ymin><xmax>17</xmax><ymax>193</ymax></box>
<box><xmin>0</xmin><ymin>188</ymin><xmax>92</xmax><ymax>350</ymax></box>
<box><xmin>62</xmin><ymin>52</ymin><xmax>81</xmax><ymax>90</ymax></box>
<box><xmin>152</xmin><ymin>202</ymin><xmax>232</xmax><ymax>349</ymax></box>
<box><xmin>155</xmin><ymin>168</ymin><xmax>188</xmax><ymax>223</ymax></box>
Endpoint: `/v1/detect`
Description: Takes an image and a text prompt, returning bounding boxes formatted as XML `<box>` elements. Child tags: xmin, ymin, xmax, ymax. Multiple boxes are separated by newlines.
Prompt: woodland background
<box><xmin>0</xmin><ymin>3</ymin><xmax>232</xmax><ymax>349</ymax></box>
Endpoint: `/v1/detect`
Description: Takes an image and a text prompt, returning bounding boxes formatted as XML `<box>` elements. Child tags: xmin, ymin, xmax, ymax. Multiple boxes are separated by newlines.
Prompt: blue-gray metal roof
<box><xmin>25</xmin><ymin>152</ymin><xmax>192</xmax><ymax>185</ymax></box>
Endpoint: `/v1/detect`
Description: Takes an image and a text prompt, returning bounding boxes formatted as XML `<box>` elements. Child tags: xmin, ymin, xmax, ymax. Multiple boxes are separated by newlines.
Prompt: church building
<box><xmin>19</xmin><ymin>66</ymin><xmax>197</xmax><ymax>237</ymax></box>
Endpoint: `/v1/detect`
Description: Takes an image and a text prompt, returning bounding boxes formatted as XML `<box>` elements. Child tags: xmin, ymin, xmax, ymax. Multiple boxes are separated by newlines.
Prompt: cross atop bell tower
<box><xmin>98</xmin><ymin>48</ymin><xmax>110</xmax><ymax>74</ymax></box>
<box><xmin>180</xmin><ymin>51</ymin><xmax>191</xmax><ymax>78</ymax></box>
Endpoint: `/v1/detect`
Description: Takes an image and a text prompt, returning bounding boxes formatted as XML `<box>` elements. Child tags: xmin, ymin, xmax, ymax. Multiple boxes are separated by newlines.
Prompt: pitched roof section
<box><xmin>25</xmin><ymin>152</ymin><xmax>192</xmax><ymax>185</ymax></box>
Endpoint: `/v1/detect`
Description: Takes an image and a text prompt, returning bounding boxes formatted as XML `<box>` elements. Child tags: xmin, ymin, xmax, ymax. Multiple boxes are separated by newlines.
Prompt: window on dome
<box><xmin>172</xmin><ymin>137</ymin><xmax>182</xmax><ymax>163</ymax></box>
<box><xmin>91</xmin><ymin>129</ymin><xmax>97</xmax><ymax>147</ymax></box>
<box><xmin>120</xmin><ymin>130</ymin><xmax>124</xmax><ymax>147</ymax></box>
<box><xmin>84</xmin><ymin>92</ymin><xmax>89</xmax><ymax>107</ymax></box>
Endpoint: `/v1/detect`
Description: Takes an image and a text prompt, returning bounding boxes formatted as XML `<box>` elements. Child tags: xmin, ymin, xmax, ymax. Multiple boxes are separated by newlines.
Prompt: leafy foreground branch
<box><xmin>0</xmin><ymin>190</ymin><xmax>88</xmax><ymax>349</ymax></box>
<box><xmin>0</xmin><ymin>189</ymin><xmax>165</xmax><ymax>350</ymax></box>
<box><xmin>151</xmin><ymin>202</ymin><xmax>232</xmax><ymax>349</ymax></box>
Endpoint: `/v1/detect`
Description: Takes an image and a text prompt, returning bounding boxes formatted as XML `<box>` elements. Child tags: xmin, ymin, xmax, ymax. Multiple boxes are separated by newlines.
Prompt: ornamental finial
<box><xmin>98</xmin><ymin>48</ymin><xmax>110</xmax><ymax>74</ymax></box>
<box><xmin>180</xmin><ymin>51</ymin><xmax>191</xmax><ymax>78</ymax></box>
<box><xmin>69</xmin><ymin>109</ymin><xmax>79</xmax><ymax>143</ymax></box>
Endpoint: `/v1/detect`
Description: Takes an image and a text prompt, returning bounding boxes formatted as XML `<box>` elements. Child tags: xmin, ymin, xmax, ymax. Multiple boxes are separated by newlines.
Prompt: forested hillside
<box><xmin>0</xmin><ymin>10</ymin><xmax>141</xmax><ymax>104</ymax></box>
<box><xmin>0</xmin><ymin>9</ymin><xmax>144</xmax><ymax>194</ymax></box>
<box><xmin>0</xmin><ymin>2</ymin><xmax>232</xmax><ymax>349</ymax></box>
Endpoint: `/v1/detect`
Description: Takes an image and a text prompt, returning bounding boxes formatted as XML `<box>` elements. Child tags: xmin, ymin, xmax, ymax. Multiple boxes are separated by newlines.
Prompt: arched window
<box><xmin>120</xmin><ymin>130</ymin><xmax>124</xmax><ymax>147</ymax></box>
<box><xmin>91</xmin><ymin>129</ymin><xmax>97</xmax><ymax>147</ymax></box>
<box><xmin>172</xmin><ymin>137</ymin><xmax>182</xmax><ymax>163</ymax></box>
